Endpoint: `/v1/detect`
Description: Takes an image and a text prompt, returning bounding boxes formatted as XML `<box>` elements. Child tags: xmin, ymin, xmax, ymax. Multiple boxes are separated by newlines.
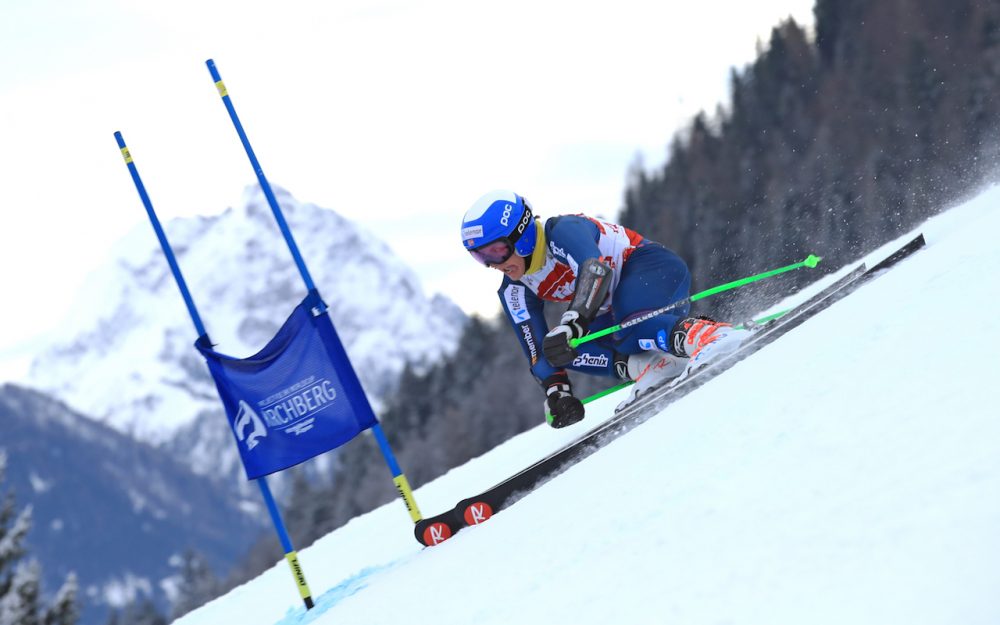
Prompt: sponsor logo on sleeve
<box><xmin>638</xmin><ymin>338</ymin><xmax>657</xmax><ymax>351</ymax></box>
<box><xmin>504</xmin><ymin>284</ymin><xmax>531</xmax><ymax>323</ymax></box>
<box><xmin>520</xmin><ymin>324</ymin><xmax>538</xmax><ymax>365</ymax></box>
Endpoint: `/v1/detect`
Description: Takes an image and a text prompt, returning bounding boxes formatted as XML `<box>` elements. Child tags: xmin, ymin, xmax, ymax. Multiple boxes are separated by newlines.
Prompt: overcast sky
<box><xmin>0</xmin><ymin>0</ymin><xmax>814</xmax><ymax>378</ymax></box>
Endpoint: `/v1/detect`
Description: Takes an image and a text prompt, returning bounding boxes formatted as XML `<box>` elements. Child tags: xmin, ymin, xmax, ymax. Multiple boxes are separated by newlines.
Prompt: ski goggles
<box><xmin>468</xmin><ymin>238</ymin><xmax>515</xmax><ymax>267</ymax></box>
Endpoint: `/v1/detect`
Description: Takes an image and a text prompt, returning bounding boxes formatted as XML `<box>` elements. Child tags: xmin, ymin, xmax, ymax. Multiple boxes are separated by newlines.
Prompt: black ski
<box><xmin>414</xmin><ymin>235</ymin><xmax>925</xmax><ymax>546</ymax></box>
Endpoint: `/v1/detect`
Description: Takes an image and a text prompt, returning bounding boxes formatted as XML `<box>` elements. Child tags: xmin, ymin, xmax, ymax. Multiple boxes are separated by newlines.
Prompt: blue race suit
<box><xmin>498</xmin><ymin>214</ymin><xmax>691</xmax><ymax>384</ymax></box>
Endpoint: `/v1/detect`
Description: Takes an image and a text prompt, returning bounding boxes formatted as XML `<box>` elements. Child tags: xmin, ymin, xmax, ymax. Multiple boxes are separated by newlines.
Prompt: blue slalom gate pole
<box><xmin>114</xmin><ymin>131</ymin><xmax>315</xmax><ymax>610</ymax></box>
<box><xmin>257</xmin><ymin>479</ymin><xmax>314</xmax><ymax>608</ymax></box>
<box><xmin>205</xmin><ymin>59</ymin><xmax>317</xmax><ymax>295</ymax></box>
<box><xmin>206</xmin><ymin>58</ymin><xmax>423</xmax><ymax>524</ymax></box>
<box><xmin>114</xmin><ymin>132</ymin><xmax>209</xmax><ymax>341</ymax></box>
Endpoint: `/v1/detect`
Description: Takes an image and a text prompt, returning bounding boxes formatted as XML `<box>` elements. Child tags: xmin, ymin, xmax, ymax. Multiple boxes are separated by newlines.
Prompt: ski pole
<box><xmin>570</xmin><ymin>254</ymin><xmax>821</xmax><ymax>348</ymax></box>
<box><xmin>736</xmin><ymin>309</ymin><xmax>788</xmax><ymax>329</ymax></box>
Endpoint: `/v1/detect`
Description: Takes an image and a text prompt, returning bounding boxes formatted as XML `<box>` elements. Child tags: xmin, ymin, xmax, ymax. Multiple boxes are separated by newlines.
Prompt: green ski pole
<box><xmin>569</xmin><ymin>254</ymin><xmax>821</xmax><ymax>348</ymax></box>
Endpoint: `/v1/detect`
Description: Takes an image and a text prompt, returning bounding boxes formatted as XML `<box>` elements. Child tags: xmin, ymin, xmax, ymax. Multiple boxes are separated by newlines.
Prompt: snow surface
<box><xmin>176</xmin><ymin>186</ymin><xmax>1000</xmax><ymax>625</ymax></box>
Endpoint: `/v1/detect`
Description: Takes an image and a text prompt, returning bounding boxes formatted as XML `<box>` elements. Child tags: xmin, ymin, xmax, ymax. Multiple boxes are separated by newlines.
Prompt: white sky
<box><xmin>175</xmin><ymin>188</ymin><xmax>1000</xmax><ymax>625</ymax></box>
<box><xmin>0</xmin><ymin>0</ymin><xmax>814</xmax><ymax>378</ymax></box>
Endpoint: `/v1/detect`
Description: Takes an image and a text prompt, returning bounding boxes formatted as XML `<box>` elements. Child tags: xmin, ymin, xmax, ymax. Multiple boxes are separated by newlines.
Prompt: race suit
<box><xmin>497</xmin><ymin>214</ymin><xmax>692</xmax><ymax>384</ymax></box>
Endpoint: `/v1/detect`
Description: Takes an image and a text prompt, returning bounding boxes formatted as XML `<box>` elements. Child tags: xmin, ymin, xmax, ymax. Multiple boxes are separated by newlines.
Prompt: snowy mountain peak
<box><xmin>28</xmin><ymin>185</ymin><xmax>466</xmax><ymax>445</ymax></box>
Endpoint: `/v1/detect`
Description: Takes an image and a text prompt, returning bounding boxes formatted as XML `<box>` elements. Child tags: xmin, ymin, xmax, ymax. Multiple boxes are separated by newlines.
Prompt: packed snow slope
<box><xmin>178</xmin><ymin>185</ymin><xmax>1000</xmax><ymax>625</ymax></box>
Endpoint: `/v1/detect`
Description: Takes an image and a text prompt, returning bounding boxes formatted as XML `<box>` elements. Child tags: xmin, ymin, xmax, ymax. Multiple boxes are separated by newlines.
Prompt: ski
<box><xmin>415</xmin><ymin>235</ymin><xmax>925</xmax><ymax>546</ymax></box>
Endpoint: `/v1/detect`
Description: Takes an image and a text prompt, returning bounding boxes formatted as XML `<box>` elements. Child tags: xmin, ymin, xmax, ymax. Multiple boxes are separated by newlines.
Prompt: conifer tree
<box><xmin>103</xmin><ymin>599</ymin><xmax>165</xmax><ymax>625</ymax></box>
<box><xmin>43</xmin><ymin>575</ymin><xmax>78</xmax><ymax>625</ymax></box>
<box><xmin>170</xmin><ymin>549</ymin><xmax>220</xmax><ymax>621</ymax></box>
<box><xmin>0</xmin><ymin>453</ymin><xmax>77</xmax><ymax>625</ymax></box>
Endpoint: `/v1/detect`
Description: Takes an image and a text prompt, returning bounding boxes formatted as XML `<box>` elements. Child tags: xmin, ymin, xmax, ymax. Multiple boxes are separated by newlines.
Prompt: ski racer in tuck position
<box><xmin>460</xmin><ymin>190</ymin><xmax>751</xmax><ymax>428</ymax></box>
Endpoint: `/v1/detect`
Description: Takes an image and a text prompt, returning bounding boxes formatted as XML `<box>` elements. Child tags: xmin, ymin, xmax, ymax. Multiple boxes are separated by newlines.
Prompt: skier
<box><xmin>460</xmin><ymin>190</ymin><xmax>751</xmax><ymax>428</ymax></box>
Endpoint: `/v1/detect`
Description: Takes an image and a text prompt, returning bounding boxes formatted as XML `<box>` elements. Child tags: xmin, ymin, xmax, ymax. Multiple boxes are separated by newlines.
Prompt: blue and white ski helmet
<box><xmin>460</xmin><ymin>190</ymin><xmax>537</xmax><ymax>258</ymax></box>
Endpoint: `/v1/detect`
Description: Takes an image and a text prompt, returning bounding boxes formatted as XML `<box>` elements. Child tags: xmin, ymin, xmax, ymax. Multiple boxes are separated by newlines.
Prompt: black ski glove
<box><xmin>542</xmin><ymin>310</ymin><xmax>587</xmax><ymax>368</ymax></box>
<box><xmin>543</xmin><ymin>372</ymin><xmax>585</xmax><ymax>428</ymax></box>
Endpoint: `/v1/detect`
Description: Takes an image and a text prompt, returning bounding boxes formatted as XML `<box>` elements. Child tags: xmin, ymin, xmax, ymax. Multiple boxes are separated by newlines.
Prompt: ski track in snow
<box><xmin>176</xmin><ymin>185</ymin><xmax>1000</xmax><ymax>625</ymax></box>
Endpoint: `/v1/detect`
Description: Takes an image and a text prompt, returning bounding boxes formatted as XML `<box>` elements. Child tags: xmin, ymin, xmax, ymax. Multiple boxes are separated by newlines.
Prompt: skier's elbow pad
<box><xmin>568</xmin><ymin>258</ymin><xmax>612</xmax><ymax>322</ymax></box>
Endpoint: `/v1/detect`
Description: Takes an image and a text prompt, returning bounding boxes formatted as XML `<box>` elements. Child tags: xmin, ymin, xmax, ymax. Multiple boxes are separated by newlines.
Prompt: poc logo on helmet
<box><xmin>500</xmin><ymin>203</ymin><xmax>513</xmax><ymax>226</ymax></box>
<box><xmin>515</xmin><ymin>210</ymin><xmax>531</xmax><ymax>235</ymax></box>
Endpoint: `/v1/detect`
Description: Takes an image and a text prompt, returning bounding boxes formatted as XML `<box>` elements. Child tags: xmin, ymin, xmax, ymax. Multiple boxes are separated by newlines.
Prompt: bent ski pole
<box><xmin>570</xmin><ymin>254</ymin><xmax>821</xmax><ymax>348</ymax></box>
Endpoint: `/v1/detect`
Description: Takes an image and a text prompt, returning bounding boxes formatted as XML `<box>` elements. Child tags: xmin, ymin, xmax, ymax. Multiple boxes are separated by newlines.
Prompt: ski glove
<box><xmin>542</xmin><ymin>310</ymin><xmax>587</xmax><ymax>368</ymax></box>
<box><xmin>543</xmin><ymin>372</ymin><xmax>585</xmax><ymax>428</ymax></box>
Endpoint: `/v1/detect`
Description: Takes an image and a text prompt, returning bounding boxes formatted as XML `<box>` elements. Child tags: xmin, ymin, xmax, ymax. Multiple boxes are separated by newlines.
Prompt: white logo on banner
<box><xmin>285</xmin><ymin>418</ymin><xmax>316</xmax><ymax>436</ymax></box>
<box><xmin>234</xmin><ymin>400</ymin><xmax>268</xmax><ymax>450</ymax></box>
<box><xmin>259</xmin><ymin>376</ymin><xmax>338</xmax><ymax>429</ymax></box>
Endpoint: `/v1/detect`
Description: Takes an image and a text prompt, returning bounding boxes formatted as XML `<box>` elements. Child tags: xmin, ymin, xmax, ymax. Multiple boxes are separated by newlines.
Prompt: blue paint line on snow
<box><xmin>274</xmin><ymin>563</ymin><xmax>395</xmax><ymax>625</ymax></box>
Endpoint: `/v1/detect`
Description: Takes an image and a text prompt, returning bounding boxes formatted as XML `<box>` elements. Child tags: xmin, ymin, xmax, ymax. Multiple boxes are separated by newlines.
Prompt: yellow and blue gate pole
<box><xmin>113</xmin><ymin>131</ymin><xmax>315</xmax><ymax>610</ymax></box>
<box><xmin>205</xmin><ymin>58</ymin><xmax>423</xmax><ymax>524</ymax></box>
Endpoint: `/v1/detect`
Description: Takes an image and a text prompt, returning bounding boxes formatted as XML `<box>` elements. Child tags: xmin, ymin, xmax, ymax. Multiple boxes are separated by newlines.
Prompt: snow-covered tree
<box><xmin>170</xmin><ymin>549</ymin><xmax>220</xmax><ymax>620</ymax></box>
<box><xmin>1</xmin><ymin>559</ymin><xmax>41</xmax><ymax>625</ymax></box>
<box><xmin>0</xmin><ymin>453</ymin><xmax>77</xmax><ymax>625</ymax></box>
<box><xmin>103</xmin><ymin>598</ymin><xmax>165</xmax><ymax>625</ymax></box>
<box><xmin>43</xmin><ymin>572</ymin><xmax>77</xmax><ymax>625</ymax></box>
